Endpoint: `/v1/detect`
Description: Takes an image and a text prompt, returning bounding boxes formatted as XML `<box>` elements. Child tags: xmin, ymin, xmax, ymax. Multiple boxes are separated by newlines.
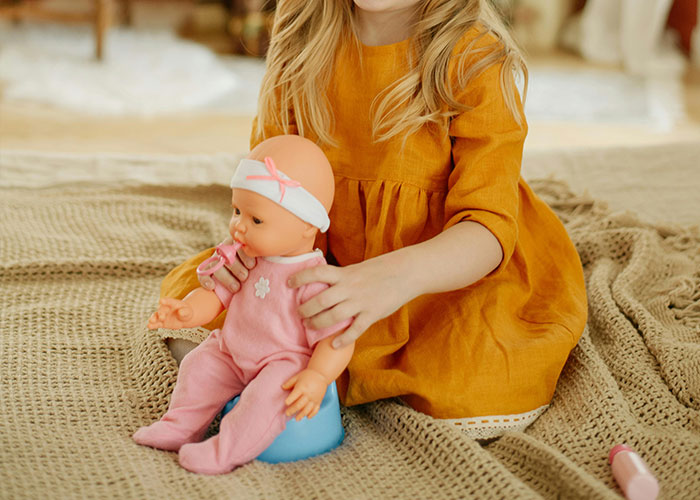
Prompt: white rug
<box><xmin>0</xmin><ymin>24</ymin><xmax>263</xmax><ymax>116</ymax></box>
<box><xmin>0</xmin><ymin>22</ymin><xmax>685</xmax><ymax>128</ymax></box>
<box><xmin>525</xmin><ymin>66</ymin><xmax>685</xmax><ymax>130</ymax></box>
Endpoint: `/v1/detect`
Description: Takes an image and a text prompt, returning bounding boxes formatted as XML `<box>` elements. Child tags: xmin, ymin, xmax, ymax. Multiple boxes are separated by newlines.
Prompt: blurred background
<box><xmin>0</xmin><ymin>0</ymin><xmax>699</xmax><ymax>155</ymax></box>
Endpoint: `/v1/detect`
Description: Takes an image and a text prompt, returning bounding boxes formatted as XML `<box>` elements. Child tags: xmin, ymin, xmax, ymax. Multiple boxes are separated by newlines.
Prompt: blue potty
<box><xmin>220</xmin><ymin>381</ymin><xmax>344</xmax><ymax>464</ymax></box>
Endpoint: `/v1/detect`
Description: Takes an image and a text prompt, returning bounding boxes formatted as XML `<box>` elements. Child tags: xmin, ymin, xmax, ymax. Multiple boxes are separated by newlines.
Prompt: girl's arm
<box><xmin>288</xmin><ymin>220</ymin><xmax>502</xmax><ymax>347</ymax></box>
<box><xmin>395</xmin><ymin>220</ymin><xmax>503</xmax><ymax>294</ymax></box>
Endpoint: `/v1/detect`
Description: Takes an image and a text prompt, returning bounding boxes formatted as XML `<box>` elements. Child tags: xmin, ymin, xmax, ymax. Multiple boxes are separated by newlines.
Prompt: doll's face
<box><xmin>228</xmin><ymin>188</ymin><xmax>317</xmax><ymax>258</ymax></box>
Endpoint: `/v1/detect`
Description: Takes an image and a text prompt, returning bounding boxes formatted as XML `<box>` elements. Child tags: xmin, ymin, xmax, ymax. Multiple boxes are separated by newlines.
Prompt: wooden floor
<box><xmin>1</xmin><ymin>50</ymin><xmax>699</xmax><ymax>156</ymax></box>
<box><xmin>523</xmin><ymin>50</ymin><xmax>700</xmax><ymax>151</ymax></box>
<box><xmin>0</xmin><ymin>100</ymin><xmax>255</xmax><ymax>155</ymax></box>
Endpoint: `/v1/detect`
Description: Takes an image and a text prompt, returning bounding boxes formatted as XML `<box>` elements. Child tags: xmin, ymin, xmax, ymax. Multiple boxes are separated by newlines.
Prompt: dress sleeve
<box><xmin>445</xmin><ymin>57</ymin><xmax>527</xmax><ymax>274</ymax></box>
<box><xmin>298</xmin><ymin>282</ymin><xmax>352</xmax><ymax>348</ymax></box>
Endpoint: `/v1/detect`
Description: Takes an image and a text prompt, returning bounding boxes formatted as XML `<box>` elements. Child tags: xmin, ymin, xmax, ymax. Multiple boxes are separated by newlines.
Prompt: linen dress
<box><xmin>161</xmin><ymin>25</ymin><xmax>588</xmax><ymax>436</ymax></box>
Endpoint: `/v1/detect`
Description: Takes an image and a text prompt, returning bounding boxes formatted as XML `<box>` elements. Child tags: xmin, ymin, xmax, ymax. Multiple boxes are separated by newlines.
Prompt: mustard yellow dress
<box><xmin>162</xmin><ymin>26</ymin><xmax>588</xmax><ymax>435</ymax></box>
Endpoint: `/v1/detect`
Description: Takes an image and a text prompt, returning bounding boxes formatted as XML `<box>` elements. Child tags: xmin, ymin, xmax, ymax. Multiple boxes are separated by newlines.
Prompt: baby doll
<box><xmin>133</xmin><ymin>135</ymin><xmax>354</xmax><ymax>475</ymax></box>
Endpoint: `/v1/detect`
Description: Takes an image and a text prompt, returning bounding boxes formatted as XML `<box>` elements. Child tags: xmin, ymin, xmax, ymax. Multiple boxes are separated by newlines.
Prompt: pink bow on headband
<box><xmin>245</xmin><ymin>156</ymin><xmax>301</xmax><ymax>202</ymax></box>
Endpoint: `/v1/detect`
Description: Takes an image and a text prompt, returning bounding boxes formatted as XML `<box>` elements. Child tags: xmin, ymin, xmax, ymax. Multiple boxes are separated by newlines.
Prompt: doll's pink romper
<box><xmin>133</xmin><ymin>250</ymin><xmax>348</xmax><ymax>474</ymax></box>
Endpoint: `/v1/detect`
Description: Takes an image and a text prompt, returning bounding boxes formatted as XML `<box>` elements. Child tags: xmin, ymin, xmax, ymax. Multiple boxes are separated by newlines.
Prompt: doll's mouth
<box><xmin>232</xmin><ymin>234</ymin><xmax>246</xmax><ymax>247</ymax></box>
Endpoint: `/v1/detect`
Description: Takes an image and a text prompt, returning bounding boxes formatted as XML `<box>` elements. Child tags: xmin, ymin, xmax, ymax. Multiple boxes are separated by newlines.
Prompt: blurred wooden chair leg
<box><xmin>120</xmin><ymin>0</ymin><xmax>133</xmax><ymax>26</ymax></box>
<box><xmin>94</xmin><ymin>0</ymin><xmax>113</xmax><ymax>60</ymax></box>
<box><xmin>0</xmin><ymin>0</ymin><xmax>121</xmax><ymax>61</ymax></box>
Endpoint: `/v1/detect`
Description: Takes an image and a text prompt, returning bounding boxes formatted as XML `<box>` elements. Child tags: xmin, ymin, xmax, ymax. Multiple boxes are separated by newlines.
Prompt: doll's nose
<box><xmin>234</xmin><ymin>220</ymin><xmax>246</xmax><ymax>233</ymax></box>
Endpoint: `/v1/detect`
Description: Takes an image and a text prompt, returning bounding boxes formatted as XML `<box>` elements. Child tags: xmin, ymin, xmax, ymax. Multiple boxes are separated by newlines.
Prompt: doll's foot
<box><xmin>179</xmin><ymin>436</ymin><xmax>242</xmax><ymax>475</ymax></box>
<box><xmin>132</xmin><ymin>421</ymin><xmax>204</xmax><ymax>452</ymax></box>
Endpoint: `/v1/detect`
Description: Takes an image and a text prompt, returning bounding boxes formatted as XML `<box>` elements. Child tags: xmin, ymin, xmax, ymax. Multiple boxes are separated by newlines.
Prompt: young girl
<box><xmin>161</xmin><ymin>0</ymin><xmax>587</xmax><ymax>439</ymax></box>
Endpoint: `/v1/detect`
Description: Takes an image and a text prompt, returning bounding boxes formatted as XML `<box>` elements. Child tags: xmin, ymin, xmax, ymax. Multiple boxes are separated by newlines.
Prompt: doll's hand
<box><xmin>197</xmin><ymin>237</ymin><xmax>256</xmax><ymax>293</ymax></box>
<box><xmin>282</xmin><ymin>369</ymin><xmax>328</xmax><ymax>421</ymax></box>
<box><xmin>289</xmin><ymin>255</ymin><xmax>412</xmax><ymax>349</ymax></box>
<box><xmin>147</xmin><ymin>298</ymin><xmax>194</xmax><ymax>330</ymax></box>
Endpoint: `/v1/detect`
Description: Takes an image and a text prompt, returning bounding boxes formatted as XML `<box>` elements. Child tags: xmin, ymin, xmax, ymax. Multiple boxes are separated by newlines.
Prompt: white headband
<box><xmin>230</xmin><ymin>157</ymin><xmax>330</xmax><ymax>233</ymax></box>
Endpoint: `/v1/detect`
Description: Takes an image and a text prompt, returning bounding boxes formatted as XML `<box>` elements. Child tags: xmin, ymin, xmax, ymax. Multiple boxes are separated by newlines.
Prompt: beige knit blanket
<box><xmin>1</xmin><ymin>156</ymin><xmax>699</xmax><ymax>499</ymax></box>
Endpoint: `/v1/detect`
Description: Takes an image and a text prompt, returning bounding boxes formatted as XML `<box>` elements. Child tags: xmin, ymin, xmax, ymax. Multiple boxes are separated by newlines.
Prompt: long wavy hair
<box><xmin>254</xmin><ymin>0</ymin><xmax>527</xmax><ymax>146</ymax></box>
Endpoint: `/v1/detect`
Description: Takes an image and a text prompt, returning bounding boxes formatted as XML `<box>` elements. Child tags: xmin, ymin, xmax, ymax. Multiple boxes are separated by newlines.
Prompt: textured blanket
<box><xmin>1</xmin><ymin>154</ymin><xmax>698</xmax><ymax>499</ymax></box>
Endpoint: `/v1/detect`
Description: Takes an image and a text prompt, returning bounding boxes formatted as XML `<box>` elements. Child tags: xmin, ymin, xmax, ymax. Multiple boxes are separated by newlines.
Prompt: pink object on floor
<box><xmin>609</xmin><ymin>444</ymin><xmax>659</xmax><ymax>500</ymax></box>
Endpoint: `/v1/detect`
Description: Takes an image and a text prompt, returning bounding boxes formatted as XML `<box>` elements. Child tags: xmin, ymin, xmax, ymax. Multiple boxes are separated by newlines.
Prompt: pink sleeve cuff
<box><xmin>213</xmin><ymin>282</ymin><xmax>233</xmax><ymax>309</ymax></box>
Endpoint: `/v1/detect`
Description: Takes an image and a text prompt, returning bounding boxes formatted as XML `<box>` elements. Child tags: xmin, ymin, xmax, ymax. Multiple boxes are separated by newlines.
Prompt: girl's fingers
<box><xmin>225</xmin><ymin>259</ymin><xmax>250</xmax><ymax>282</ymax></box>
<box><xmin>288</xmin><ymin>264</ymin><xmax>340</xmax><ymax>289</ymax></box>
<box><xmin>199</xmin><ymin>275</ymin><xmax>216</xmax><ymax>291</ymax></box>
<box><xmin>217</xmin><ymin>236</ymin><xmax>255</xmax><ymax>269</ymax></box>
<box><xmin>196</xmin><ymin>263</ymin><xmax>217</xmax><ymax>290</ymax></box>
<box><xmin>331</xmin><ymin>314</ymin><xmax>370</xmax><ymax>349</ymax></box>
<box><xmin>304</xmin><ymin>302</ymin><xmax>354</xmax><ymax>330</ymax></box>
<box><xmin>297</xmin><ymin>286</ymin><xmax>347</xmax><ymax>319</ymax></box>
<box><xmin>197</xmin><ymin>237</ymin><xmax>255</xmax><ymax>292</ymax></box>
<box><xmin>237</xmin><ymin>247</ymin><xmax>256</xmax><ymax>269</ymax></box>
<box><xmin>211</xmin><ymin>266</ymin><xmax>240</xmax><ymax>293</ymax></box>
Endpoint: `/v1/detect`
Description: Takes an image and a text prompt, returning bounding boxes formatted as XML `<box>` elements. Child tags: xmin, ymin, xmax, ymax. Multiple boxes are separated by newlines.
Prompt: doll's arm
<box><xmin>148</xmin><ymin>287</ymin><xmax>225</xmax><ymax>330</ymax></box>
<box><xmin>282</xmin><ymin>334</ymin><xmax>355</xmax><ymax>421</ymax></box>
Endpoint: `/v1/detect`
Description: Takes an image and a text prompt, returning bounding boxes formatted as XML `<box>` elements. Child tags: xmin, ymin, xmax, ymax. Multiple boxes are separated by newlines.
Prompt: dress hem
<box><xmin>439</xmin><ymin>404</ymin><xmax>549</xmax><ymax>440</ymax></box>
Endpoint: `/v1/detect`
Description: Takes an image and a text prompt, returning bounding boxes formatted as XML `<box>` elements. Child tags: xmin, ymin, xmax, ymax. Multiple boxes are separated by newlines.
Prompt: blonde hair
<box><xmin>255</xmin><ymin>0</ymin><xmax>527</xmax><ymax>146</ymax></box>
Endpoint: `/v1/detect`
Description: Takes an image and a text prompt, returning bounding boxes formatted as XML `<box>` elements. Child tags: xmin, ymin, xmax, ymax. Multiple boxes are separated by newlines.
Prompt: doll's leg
<box><xmin>178</xmin><ymin>357</ymin><xmax>304</xmax><ymax>474</ymax></box>
<box><xmin>133</xmin><ymin>332</ymin><xmax>245</xmax><ymax>451</ymax></box>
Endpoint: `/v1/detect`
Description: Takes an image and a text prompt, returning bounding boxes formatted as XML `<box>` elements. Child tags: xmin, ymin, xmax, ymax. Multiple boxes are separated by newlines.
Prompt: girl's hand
<box><xmin>289</xmin><ymin>256</ymin><xmax>412</xmax><ymax>349</ymax></box>
<box><xmin>147</xmin><ymin>298</ymin><xmax>194</xmax><ymax>330</ymax></box>
<box><xmin>282</xmin><ymin>369</ymin><xmax>327</xmax><ymax>421</ymax></box>
<box><xmin>197</xmin><ymin>237</ymin><xmax>256</xmax><ymax>293</ymax></box>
